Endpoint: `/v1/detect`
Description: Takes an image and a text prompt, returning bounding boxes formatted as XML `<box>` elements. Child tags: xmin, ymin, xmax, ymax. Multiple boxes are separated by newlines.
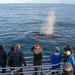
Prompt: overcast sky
<box><xmin>0</xmin><ymin>0</ymin><xmax>75</xmax><ymax>4</ymax></box>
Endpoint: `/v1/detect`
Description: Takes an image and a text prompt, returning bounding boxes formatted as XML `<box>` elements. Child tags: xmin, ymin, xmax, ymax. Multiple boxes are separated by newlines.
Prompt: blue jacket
<box><xmin>67</xmin><ymin>55</ymin><xmax>75</xmax><ymax>73</ymax></box>
<box><xmin>50</xmin><ymin>52</ymin><xmax>62</xmax><ymax>69</ymax></box>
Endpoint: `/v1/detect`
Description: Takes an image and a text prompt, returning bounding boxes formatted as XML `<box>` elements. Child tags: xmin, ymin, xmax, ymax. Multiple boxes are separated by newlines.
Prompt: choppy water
<box><xmin>0</xmin><ymin>3</ymin><xmax>75</xmax><ymax>55</ymax></box>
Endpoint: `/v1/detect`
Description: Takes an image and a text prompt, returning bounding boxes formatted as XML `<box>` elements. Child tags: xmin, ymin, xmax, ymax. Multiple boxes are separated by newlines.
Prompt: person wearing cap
<box><xmin>8</xmin><ymin>44</ymin><xmax>29</xmax><ymax>75</ymax></box>
<box><xmin>66</xmin><ymin>51</ymin><xmax>75</xmax><ymax>75</ymax></box>
<box><xmin>31</xmin><ymin>42</ymin><xmax>43</xmax><ymax>75</ymax></box>
<box><xmin>50</xmin><ymin>47</ymin><xmax>62</xmax><ymax>69</ymax></box>
<box><xmin>62</xmin><ymin>62</ymin><xmax>73</xmax><ymax>75</ymax></box>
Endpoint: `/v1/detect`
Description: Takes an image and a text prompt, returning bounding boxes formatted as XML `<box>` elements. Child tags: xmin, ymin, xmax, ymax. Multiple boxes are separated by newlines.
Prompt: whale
<box><xmin>32</xmin><ymin>33</ymin><xmax>62</xmax><ymax>39</ymax></box>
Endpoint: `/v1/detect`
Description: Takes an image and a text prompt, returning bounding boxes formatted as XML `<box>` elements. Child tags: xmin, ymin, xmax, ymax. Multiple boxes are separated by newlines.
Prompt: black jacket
<box><xmin>0</xmin><ymin>50</ymin><xmax>7</xmax><ymax>67</ymax></box>
<box><xmin>8</xmin><ymin>51</ymin><xmax>26</xmax><ymax>67</ymax></box>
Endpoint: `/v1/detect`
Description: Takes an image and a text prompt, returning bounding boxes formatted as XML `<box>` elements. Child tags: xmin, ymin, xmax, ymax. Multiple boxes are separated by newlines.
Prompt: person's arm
<box><xmin>7</xmin><ymin>53</ymin><xmax>12</xmax><ymax>67</ymax></box>
<box><xmin>31</xmin><ymin>46</ymin><xmax>35</xmax><ymax>52</ymax></box>
<box><xmin>21</xmin><ymin>52</ymin><xmax>29</xmax><ymax>68</ymax></box>
<box><xmin>4</xmin><ymin>51</ymin><xmax>7</xmax><ymax>65</ymax></box>
<box><xmin>50</xmin><ymin>53</ymin><xmax>53</xmax><ymax>60</ymax></box>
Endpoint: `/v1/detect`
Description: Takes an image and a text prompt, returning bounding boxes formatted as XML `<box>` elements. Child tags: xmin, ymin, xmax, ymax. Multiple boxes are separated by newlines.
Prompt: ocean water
<box><xmin>0</xmin><ymin>3</ymin><xmax>75</xmax><ymax>56</ymax></box>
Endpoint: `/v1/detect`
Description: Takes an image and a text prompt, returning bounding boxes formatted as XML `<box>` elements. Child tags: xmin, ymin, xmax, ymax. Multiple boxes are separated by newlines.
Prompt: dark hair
<box><xmin>10</xmin><ymin>46</ymin><xmax>14</xmax><ymax>51</ymax></box>
<box><xmin>66</xmin><ymin>45</ymin><xmax>71</xmax><ymax>50</ymax></box>
<box><xmin>35</xmin><ymin>42</ymin><xmax>39</xmax><ymax>45</ymax></box>
<box><xmin>0</xmin><ymin>45</ymin><xmax>4</xmax><ymax>50</ymax></box>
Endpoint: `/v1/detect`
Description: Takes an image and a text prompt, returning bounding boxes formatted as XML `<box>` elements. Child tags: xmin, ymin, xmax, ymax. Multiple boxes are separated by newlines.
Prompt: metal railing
<box><xmin>0</xmin><ymin>63</ymin><xmax>63</xmax><ymax>75</ymax></box>
<box><xmin>0</xmin><ymin>54</ymin><xmax>63</xmax><ymax>75</ymax></box>
<box><xmin>1</xmin><ymin>52</ymin><xmax>75</xmax><ymax>75</ymax></box>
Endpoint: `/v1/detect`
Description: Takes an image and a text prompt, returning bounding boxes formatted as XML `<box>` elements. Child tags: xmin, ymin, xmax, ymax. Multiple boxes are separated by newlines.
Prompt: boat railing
<box><xmin>0</xmin><ymin>62</ymin><xmax>63</xmax><ymax>75</ymax></box>
<box><xmin>24</xmin><ymin>55</ymin><xmax>50</xmax><ymax>64</ymax></box>
<box><xmin>0</xmin><ymin>53</ymin><xmax>74</xmax><ymax>75</ymax></box>
<box><xmin>46</xmin><ymin>69</ymin><xmax>62</xmax><ymax>75</ymax></box>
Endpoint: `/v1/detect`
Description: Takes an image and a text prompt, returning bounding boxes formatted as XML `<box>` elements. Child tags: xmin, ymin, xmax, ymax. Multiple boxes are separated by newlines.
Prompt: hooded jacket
<box><xmin>8</xmin><ymin>49</ymin><xmax>26</xmax><ymax>67</ymax></box>
<box><xmin>67</xmin><ymin>55</ymin><xmax>75</xmax><ymax>73</ymax></box>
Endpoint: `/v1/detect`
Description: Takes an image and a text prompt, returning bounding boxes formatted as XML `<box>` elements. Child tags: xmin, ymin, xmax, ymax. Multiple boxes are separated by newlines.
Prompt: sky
<box><xmin>0</xmin><ymin>0</ymin><xmax>75</xmax><ymax>4</ymax></box>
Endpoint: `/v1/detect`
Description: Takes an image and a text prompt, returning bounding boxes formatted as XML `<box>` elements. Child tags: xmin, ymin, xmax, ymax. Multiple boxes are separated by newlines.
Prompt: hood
<box><xmin>14</xmin><ymin>49</ymin><xmax>21</xmax><ymax>54</ymax></box>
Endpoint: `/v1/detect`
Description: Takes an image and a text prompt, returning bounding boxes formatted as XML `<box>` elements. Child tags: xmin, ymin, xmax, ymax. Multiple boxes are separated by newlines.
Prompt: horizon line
<box><xmin>0</xmin><ymin>2</ymin><xmax>75</xmax><ymax>5</ymax></box>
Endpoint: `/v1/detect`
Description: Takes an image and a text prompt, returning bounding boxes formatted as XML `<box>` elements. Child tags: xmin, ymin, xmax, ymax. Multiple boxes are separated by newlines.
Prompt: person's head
<box><xmin>10</xmin><ymin>46</ymin><xmax>14</xmax><ymax>51</ymax></box>
<box><xmin>0</xmin><ymin>44</ymin><xmax>4</xmax><ymax>51</ymax></box>
<box><xmin>62</xmin><ymin>62</ymin><xmax>73</xmax><ymax>75</ymax></box>
<box><xmin>55</xmin><ymin>47</ymin><xmax>60</xmax><ymax>52</ymax></box>
<box><xmin>16</xmin><ymin>44</ymin><xmax>20</xmax><ymax>50</ymax></box>
<box><xmin>64</xmin><ymin>45</ymin><xmax>71</xmax><ymax>50</ymax></box>
<box><xmin>66</xmin><ymin>51</ymin><xmax>71</xmax><ymax>57</ymax></box>
<box><xmin>35</xmin><ymin>42</ymin><xmax>40</xmax><ymax>48</ymax></box>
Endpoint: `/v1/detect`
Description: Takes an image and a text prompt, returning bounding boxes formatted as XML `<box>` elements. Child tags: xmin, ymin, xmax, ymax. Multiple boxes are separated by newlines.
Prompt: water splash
<box><xmin>40</xmin><ymin>11</ymin><xmax>55</xmax><ymax>34</ymax></box>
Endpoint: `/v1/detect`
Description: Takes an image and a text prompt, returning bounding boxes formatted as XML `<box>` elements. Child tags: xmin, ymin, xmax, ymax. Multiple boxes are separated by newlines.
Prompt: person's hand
<box><xmin>7</xmin><ymin>66</ymin><xmax>10</xmax><ymax>69</ymax></box>
<box><xmin>62</xmin><ymin>51</ymin><xmax>65</xmax><ymax>53</ymax></box>
<box><xmin>26</xmin><ymin>65</ymin><xmax>29</xmax><ymax>68</ymax></box>
<box><xmin>18</xmin><ymin>67</ymin><xmax>21</xmax><ymax>71</ymax></box>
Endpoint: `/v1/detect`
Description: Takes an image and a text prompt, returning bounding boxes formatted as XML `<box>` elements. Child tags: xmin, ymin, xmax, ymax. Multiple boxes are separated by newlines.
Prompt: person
<box><xmin>8</xmin><ymin>44</ymin><xmax>29</xmax><ymax>75</ymax></box>
<box><xmin>8</xmin><ymin>45</ymin><xmax>14</xmax><ymax>57</ymax></box>
<box><xmin>66</xmin><ymin>51</ymin><xmax>75</xmax><ymax>75</ymax></box>
<box><xmin>63</xmin><ymin>45</ymin><xmax>73</xmax><ymax>62</ymax></box>
<box><xmin>62</xmin><ymin>62</ymin><xmax>73</xmax><ymax>75</ymax></box>
<box><xmin>64</xmin><ymin>45</ymin><xmax>72</xmax><ymax>54</ymax></box>
<box><xmin>31</xmin><ymin>42</ymin><xmax>43</xmax><ymax>75</ymax></box>
<box><xmin>50</xmin><ymin>47</ymin><xmax>62</xmax><ymax>69</ymax></box>
<box><xmin>0</xmin><ymin>44</ymin><xmax>7</xmax><ymax>73</ymax></box>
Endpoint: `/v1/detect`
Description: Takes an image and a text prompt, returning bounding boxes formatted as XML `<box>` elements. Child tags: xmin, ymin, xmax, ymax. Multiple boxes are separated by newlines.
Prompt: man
<box><xmin>50</xmin><ymin>47</ymin><xmax>62</xmax><ymax>69</ymax></box>
<box><xmin>31</xmin><ymin>42</ymin><xmax>43</xmax><ymax>75</ymax></box>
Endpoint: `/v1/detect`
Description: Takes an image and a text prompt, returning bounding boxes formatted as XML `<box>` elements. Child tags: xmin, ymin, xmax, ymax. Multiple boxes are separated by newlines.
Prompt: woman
<box><xmin>63</xmin><ymin>45</ymin><xmax>73</xmax><ymax>62</ymax></box>
<box><xmin>66</xmin><ymin>51</ymin><xmax>75</xmax><ymax>75</ymax></box>
<box><xmin>8</xmin><ymin>44</ymin><xmax>29</xmax><ymax>75</ymax></box>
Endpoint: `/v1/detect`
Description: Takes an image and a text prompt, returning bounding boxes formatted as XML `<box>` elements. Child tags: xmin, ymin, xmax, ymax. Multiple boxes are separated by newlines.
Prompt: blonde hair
<box><xmin>16</xmin><ymin>44</ymin><xmax>20</xmax><ymax>50</ymax></box>
<box><xmin>66</xmin><ymin>51</ymin><xmax>71</xmax><ymax>57</ymax></box>
<box><xmin>55</xmin><ymin>47</ymin><xmax>60</xmax><ymax>52</ymax></box>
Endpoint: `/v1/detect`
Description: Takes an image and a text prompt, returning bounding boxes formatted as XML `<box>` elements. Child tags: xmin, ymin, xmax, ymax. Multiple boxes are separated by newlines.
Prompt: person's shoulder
<box><xmin>71</xmin><ymin>55</ymin><xmax>74</xmax><ymax>58</ymax></box>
